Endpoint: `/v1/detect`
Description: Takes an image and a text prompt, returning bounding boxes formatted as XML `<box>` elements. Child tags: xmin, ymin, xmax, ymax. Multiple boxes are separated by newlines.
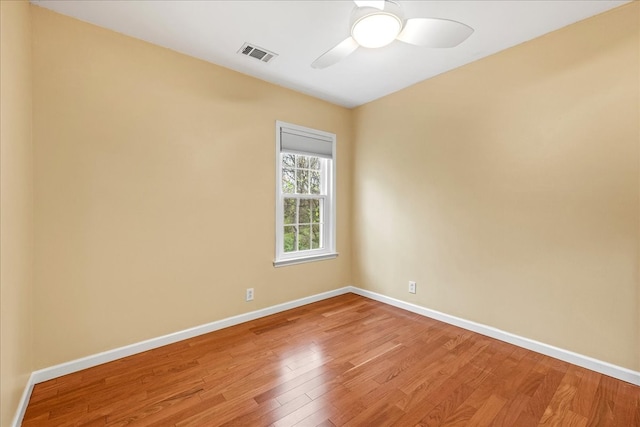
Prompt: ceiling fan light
<box><xmin>352</xmin><ymin>13</ymin><xmax>402</xmax><ymax>48</ymax></box>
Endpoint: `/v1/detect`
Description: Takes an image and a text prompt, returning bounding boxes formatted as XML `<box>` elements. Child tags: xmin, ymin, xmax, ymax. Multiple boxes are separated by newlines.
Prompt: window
<box><xmin>274</xmin><ymin>121</ymin><xmax>337</xmax><ymax>266</ymax></box>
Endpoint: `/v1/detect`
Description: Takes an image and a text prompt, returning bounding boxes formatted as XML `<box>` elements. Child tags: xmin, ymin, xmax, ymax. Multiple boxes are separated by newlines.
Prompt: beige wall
<box><xmin>31</xmin><ymin>6</ymin><xmax>353</xmax><ymax>369</ymax></box>
<box><xmin>353</xmin><ymin>2</ymin><xmax>639</xmax><ymax>370</ymax></box>
<box><xmin>0</xmin><ymin>0</ymin><xmax>34</xmax><ymax>425</ymax></box>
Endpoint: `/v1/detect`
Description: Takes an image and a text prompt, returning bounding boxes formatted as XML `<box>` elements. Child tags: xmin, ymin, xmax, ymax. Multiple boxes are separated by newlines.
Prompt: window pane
<box><xmin>311</xmin><ymin>224</ymin><xmax>321</xmax><ymax>249</ymax></box>
<box><xmin>299</xmin><ymin>199</ymin><xmax>310</xmax><ymax>224</ymax></box>
<box><xmin>282</xmin><ymin>154</ymin><xmax>296</xmax><ymax>168</ymax></box>
<box><xmin>296</xmin><ymin>155</ymin><xmax>308</xmax><ymax>168</ymax></box>
<box><xmin>309</xmin><ymin>157</ymin><xmax>320</xmax><ymax>170</ymax></box>
<box><xmin>284</xmin><ymin>225</ymin><xmax>297</xmax><ymax>252</ymax></box>
<box><xmin>282</xmin><ymin>168</ymin><xmax>295</xmax><ymax>193</ymax></box>
<box><xmin>283</xmin><ymin>198</ymin><xmax>297</xmax><ymax>225</ymax></box>
<box><xmin>310</xmin><ymin>171</ymin><xmax>321</xmax><ymax>195</ymax></box>
<box><xmin>311</xmin><ymin>199</ymin><xmax>321</xmax><ymax>224</ymax></box>
<box><xmin>299</xmin><ymin>225</ymin><xmax>311</xmax><ymax>250</ymax></box>
<box><xmin>296</xmin><ymin>169</ymin><xmax>309</xmax><ymax>194</ymax></box>
<box><xmin>276</xmin><ymin>123</ymin><xmax>334</xmax><ymax>264</ymax></box>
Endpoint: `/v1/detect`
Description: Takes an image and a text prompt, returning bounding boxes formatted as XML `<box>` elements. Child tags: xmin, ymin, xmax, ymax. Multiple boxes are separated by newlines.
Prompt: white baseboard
<box><xmin>349</xmin><ymin>286</ymin><xmax>640</xmax><ymax>386</ymax></box>
<box><xmin>13</xmin><ymin>286</ymin><xmax>352</xmax><ymax>426</ymax></box>
<box><xmin>11</xmin><ymin>373</ymin><xmax>35</xmax><ymax>427</ymax></box>
<box><xmin>13</xmin><ymin>285</ymin><xmax>640</xmax><ymax>425</ymax></box>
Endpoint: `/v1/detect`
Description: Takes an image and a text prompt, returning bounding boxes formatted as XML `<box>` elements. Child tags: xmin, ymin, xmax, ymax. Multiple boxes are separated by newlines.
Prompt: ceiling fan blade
<box><xmin>311</xmin><ymin>37</ymin><xmax>359</xmax><ymax>69</ymax></box>
<box><xmin>354</xmin><ymin>1</ymin><xmax>385</xmax><ymax>10</ymax></box>
<box><xmin>397</xmin><ymin>18</ymin><xmax>474</xmax><ymax>48</ymax></box>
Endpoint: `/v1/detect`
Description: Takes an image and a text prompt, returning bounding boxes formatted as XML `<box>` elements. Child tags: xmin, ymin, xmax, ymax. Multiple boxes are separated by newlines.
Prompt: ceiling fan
<box><xmin>311</xmin><ymin>0</ymin><xmax>474</xmax><ymax>69</ymax></box>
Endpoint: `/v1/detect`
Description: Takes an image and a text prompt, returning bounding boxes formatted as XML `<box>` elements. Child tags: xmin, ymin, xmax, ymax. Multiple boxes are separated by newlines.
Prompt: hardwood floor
<box><xmin>23</xmin><ymin>294</ymin><xmax>639</xmax><ymax>426</ymax></box>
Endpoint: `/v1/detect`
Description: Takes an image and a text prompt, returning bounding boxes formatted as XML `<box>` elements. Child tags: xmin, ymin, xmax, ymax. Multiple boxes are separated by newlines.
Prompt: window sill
<box><xmin>273</xmin><ymin>252</ymin><xmax>339</xmax><ymax>268</ymax></box>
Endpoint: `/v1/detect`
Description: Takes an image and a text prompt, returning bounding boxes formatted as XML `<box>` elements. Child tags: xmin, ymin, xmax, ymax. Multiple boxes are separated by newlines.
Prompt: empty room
<box><xmin>1</xmin><ymin>0</ymin><xmax>639</xmax><ymax>425</ymax></box>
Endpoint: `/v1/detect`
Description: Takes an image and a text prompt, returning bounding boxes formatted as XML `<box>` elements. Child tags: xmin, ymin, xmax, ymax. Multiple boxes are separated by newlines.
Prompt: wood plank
<box><xmin>586</xmin><ymin>375</ymin><xmax>618</xmax><ymax>427</ymax></box>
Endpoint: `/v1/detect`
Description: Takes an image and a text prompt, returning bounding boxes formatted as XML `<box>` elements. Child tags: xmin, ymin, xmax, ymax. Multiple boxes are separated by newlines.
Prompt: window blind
<box><xmin>280</xmin><ymin>127</ymin><xmax>333</xmax><ymax>159</ymax></box>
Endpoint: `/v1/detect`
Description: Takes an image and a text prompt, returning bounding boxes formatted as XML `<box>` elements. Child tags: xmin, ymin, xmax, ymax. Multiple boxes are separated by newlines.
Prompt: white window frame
<box><xmin>274</xmin><ymin>121</ymin><xmax>337</xmax><ymax>267</ymax></box>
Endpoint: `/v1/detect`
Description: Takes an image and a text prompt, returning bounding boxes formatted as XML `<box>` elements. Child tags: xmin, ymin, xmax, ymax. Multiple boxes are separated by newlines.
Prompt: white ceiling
<box><xmin>31</xmin><ymin>0</ymin><xmax>630</xmax><ymax>108</ymax></box>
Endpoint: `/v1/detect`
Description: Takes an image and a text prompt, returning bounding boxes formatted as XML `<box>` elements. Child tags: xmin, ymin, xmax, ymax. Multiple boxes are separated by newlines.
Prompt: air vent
<box><xmin>238</xmin><ymin>43</ymin><xmax>278</xmax><ymax>64</ymax></box>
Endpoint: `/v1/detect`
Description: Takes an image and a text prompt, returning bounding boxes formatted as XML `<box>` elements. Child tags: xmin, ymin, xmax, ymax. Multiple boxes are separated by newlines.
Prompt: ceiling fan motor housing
<box><xmin>350</xmin><ymin>1</ymin><xmax>405</xmax><ymax>48</ymax></box>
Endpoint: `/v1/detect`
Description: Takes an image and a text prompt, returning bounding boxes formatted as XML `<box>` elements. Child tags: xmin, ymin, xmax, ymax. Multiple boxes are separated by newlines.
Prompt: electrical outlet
<box><xmin>246</xmin><ymin>288</ymin><xmax>254</xmax><ymax>301</ymax></box>
<box><xmin>409</xmin><ymin>281</ymin><xmax>416</xmax><ymax>294</ymax></box>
